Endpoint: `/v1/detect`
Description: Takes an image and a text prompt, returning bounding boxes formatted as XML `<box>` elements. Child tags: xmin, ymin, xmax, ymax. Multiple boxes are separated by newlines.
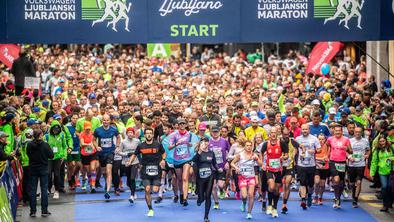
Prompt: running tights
<box><xmin>197</xmin><ymin>175</ymin><xmax>214</xmax><ymax>219</ymax></box>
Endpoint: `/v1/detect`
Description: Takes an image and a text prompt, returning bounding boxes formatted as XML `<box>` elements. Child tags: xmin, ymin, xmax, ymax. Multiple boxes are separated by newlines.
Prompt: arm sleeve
<box><xmin>370</xmin><ymin>150</ymin><xmax>378</xmax><ymax>177</ymax></box>
<box><xmin>278</xmin><ymin>94</ymin><xmax>285</xmax><ymax>114</ymax></box>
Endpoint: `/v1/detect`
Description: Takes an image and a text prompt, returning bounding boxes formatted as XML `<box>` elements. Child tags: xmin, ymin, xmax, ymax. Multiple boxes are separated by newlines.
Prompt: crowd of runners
<box><xmin>0</xmin><ymin>44</ymin><xmax>393</xmax><ymax>221</ymax></box>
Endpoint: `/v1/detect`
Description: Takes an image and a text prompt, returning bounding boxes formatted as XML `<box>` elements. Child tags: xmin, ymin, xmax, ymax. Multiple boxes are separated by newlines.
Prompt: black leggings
<box><xmin>232</xmin><ymin>170</ymin><xmax>240</xmax><ymax>193</ymax></box>
<box><xmin>112</xmin><ymin>160</ymin><xmax>138</xmax><ymax>195</ymax></box>
<box><xmin>197</xmin><ymin>175</ymin><xmax>214</xmax><ymax>219</ymax></box>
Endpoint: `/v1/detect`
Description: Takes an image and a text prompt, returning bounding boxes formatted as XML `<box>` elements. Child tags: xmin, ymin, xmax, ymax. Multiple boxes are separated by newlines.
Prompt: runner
<box><xmin>208</xmin><ymin>126</ymin><xmax>231</xmax><ymax>209</ymax></box>
<box><xmin>261</xmin><ymin>127</ymin><xmax>289</xmax><ymax>218</ymax></box>
<box><xmin>193</xmin><ymin>137</ymin><xmax>221</xmax><ymax>222</ymax></box>
<box><xmin>93</xmin><ymin>114</ymin><xmax>120</xmax><ymax>200</ymax></box>
<box><xmin>281</xmin><ymin>127</ymin><xmax>299</xmax><ymax>213</ymax></box>
<box><xmin>80</xmin><ymin>121</ymin><xmax>98</xmax><ymax>193</ymax></box>
<box><xmin>295</xmin><ymin>124</ymin><xmax>321</xmax><ymax>209</ymax></box>
<box><xmin>327</xmin><ymin>124</ymin><xmax>353</xmax><ymax>209</ymax></box>
<box><xmin>348</xmin><ymin>126</ymin><xmax>370</xmax><ymax>208</ymax></box>
<box><xmin>169</xmin><ymin>118</ymin><xmax>194</xmax><ymax>206</ymax></box>
<box><xmin>127</xmin><ymin>127</ymin><xmax>166</xmax><ymax>217</ymax></box>
<box><xmin>313</xmin><ymin>134</ymin><xmax>330</xmax><ymax>205</ymax></box>
<box><xmin>231</xmin><ymin>140</ymin><xmax>263</xmax><ymax>219</ymax></box>
<box><xmin>66</xmin><ymin>114</ymin><xmax>81</xmax><ymax>191</ymax></box>
<box><xmin>118</xmin><ymin>127</ymin><xmax>140</xmax><ymax>203</ymax></box>
<box><xmin>227</xmin><ymin>135</ymin><xmax>247</xmax><ymax>200</ymax></box>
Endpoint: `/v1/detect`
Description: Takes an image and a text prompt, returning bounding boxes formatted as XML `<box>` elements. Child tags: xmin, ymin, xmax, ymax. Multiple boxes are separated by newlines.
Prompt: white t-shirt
<box><xmin>349</xmin><ymin>137</ymin><xmax>370</xmax><ymax>167</ymax></box>
<box><xmin>295</xmin><ymin>134</ymin><xmax>321</xmax><ymax>167</ymax></box>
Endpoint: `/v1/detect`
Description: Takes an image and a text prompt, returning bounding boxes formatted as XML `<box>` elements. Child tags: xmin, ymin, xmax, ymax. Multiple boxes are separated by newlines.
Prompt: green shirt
<box><xmin>76</xmin><ymin>117</ymin><xmax>101</xmax><ymax>133</ymax></box>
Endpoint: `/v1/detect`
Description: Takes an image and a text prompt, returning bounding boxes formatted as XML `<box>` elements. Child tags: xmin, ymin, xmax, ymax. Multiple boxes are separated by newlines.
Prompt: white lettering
<box><xmin>159</xmin><ymin>0</ymin><xmax>223</xmax><ymax>16</ymax></box>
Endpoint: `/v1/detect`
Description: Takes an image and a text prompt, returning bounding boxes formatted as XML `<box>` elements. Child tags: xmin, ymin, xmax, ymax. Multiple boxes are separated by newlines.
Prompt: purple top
<box><xmin>169</xmin><ymin>131</ymin><xmax>192</xmax><ymax>163</ymax></box>
<box><xmin>208</xmin><ymin>137</ymin><xmax>230</xmax><ymax>169</ymax></box>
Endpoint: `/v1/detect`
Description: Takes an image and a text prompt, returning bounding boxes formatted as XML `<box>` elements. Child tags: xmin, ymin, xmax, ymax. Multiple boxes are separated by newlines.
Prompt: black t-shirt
<box><xmin>192</xmin><ymin>150</ymin><xmax>218</xmax><ymax>179</ymax></box>
<box><xmin>135</xmin><ymin>140</ymin><xmax>164</xmax><ymax>179</ymax></box>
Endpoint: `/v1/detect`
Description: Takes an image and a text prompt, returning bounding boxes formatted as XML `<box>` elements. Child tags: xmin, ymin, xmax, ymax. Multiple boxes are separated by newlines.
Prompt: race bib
<box><xmin>71</xmin><ymin>150</ymin><xmax>79</xmax><ymax>154</ymax></box>
<box><xmin>146</xmin><ymin>165</ymin><xmax>159</xmax><ymax>176</ymax></box>
<box><xmin>53</xmin><ymin>147</ymin><xmax>58</xmax><ymax>153</ymax></box>
<box><xmin>84</xmin><ymin>145</ymin><xmax>94</xmax><ymax>154</ymax></box>
<box><xmin>199</xmin><ymin>167</ymin><xmax>212</xmax><ymax>178</ymax></box>
<box><xmin>335</xmin><ymin>163</ymin><xmax>346</xmax><ymax>172</ymax></box>
<box><xmin>174</xmin><ymin>144</ymin><xmax>191</xmax><ymax>161</ymax></box>
<box><xmin>352</xmin><ymin>151</ymin><xmax>363</xmax><ymax>162</ymax></box>
<box><xmin>213</xmin><ymin>148</ymin><xmax>223</xmax><ymax>164</ymax></box>
<box><xmin>100</xmin><ymin>138</ymin><xmax>112</xmax><ymax>148</ymax></box>
<box><xmin>269</xmin><ymin>158</ymin><xmax>281</xmax><ymax>169</ymax></box>
<box><xmin>240</xmin><ymin>166</ymin><xmax>254</xmax><ymax>177</ymax></box>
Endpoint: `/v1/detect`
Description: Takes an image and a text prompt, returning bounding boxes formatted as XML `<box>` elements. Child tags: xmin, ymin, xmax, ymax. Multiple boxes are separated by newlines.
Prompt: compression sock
<box><xmin>268</xmin><ymin>192</ymin><xmax>273</xmax><ymax>206</ymax></box>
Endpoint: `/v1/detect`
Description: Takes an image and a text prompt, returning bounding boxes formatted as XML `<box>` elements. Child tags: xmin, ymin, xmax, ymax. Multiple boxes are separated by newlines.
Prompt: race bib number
<box><xmin>146</xmin><ymin>165</ymin><xmax>159</xmax><ymax>176</ymax></box>
<box><xmin>71</xmin><ymin>150</ymin><xmax>79</xmax><ymax>154</ymax></box>
<box><xmin>335</xmin><ymin>163</ymin><xmax>346</xmax><ymax>172</ymax></box>
<box><xmin>199</xmin><ymin>167</ymin><xmax>212</xmax><ymax>178</ymax></box>
<box><xmin>100</xmin><ymin>138</ymin><xmax>112</xmax><ymax>148</ymax></box>
<box><xmin>269</xmin><ymin>158</ymin><xmax>281</xmax><ymax>169</ymax></box>
<box><xmin>240</xmin><ymin>166</ymin><xmax>254</xmax><ymax>177</ymax></box>
<box><xmin>53</xmin><ymin>147</ymin><xmax>58</xmax><ymax>153</ymax></box>
<box><xmin>174</xmin><ymin>144</ymin><xmax>191</xmax><ymax>161</ymax></box>
<box><xmin>213</xmin><ymin>148</ymin><xmax>223</xmax><ymax>164</ymax></box>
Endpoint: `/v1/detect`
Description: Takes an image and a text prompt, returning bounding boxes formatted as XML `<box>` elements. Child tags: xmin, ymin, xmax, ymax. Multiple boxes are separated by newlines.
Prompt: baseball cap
<box><xmin>126</xmin><ymin>127</ymin><xmax>135</xmax><ymax>134</ymax></box>
<box><xmin>0</xmin><ymin>131</ymin><xmax>9</xmax><ymax>138</ymax></box>
<box><xmin>83</xmin><ymin>121</ymin><xmax>92</xmax><ymax>130</ymax></box>
<box><xmin>198</xmin><ymin>123</ymin><xmax>207</xmax><ymax>130</ymax></box>
<box><xmin>211</xmin><ymin>126</ymin><xmax>220</xmax><ymax>132</ymax></box>
<box><xmin>328</xmin><ymin>107</ymin><xmax>336</xmax><ymax>115</ymax></box>
<box><xmin>88</xmin><ymin>93</ymin><xmax>97</xmax><ymax>99</ymax></box>
<box><xmin>177</xmin><ymin>118</ymin><xmax>186</xmax><ymax>124</ymax></box>
<box><xmin>27</xmin><ymin>119</ymin><xmax>38</xmax><ymax>126</ymax></box>
<box><xmin>32</xmin><ymin>107</ymin><xmax>40</xmax><ymax>113</ymax></box>
<box><xmin>53</xmin><ymin>114</ymin><xmax>62</xmax><ymax>120</ymax></box>
<box><xmin>311</xmin><ymin>99</ymin><xmax>320</xmax><ymax>105</ymax></box>
<box><xmin>42</xmin><ymin>100</ymin><xmax>50</xmax><ymax>106</ymax></box>
<box><xmin>250</xmin><ymin>116</ymin><xmax>259</xmax><ymax>123</ymax></box>
<box><xmin>251</xmin><ymin>101</ymin><xmax>259</xmax><ymax>107</ymax></box>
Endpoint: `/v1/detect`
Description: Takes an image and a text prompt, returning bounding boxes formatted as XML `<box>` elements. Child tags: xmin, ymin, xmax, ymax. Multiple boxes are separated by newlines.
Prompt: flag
<box><xmin>306</xmin><ymin>42</ymin><xmax>344</xmax><ymax>75</ymax></box>
<box><xmin>0</xmin><ymin>44</ymin><xmax>20</xmax><ymax>68</ymax></box>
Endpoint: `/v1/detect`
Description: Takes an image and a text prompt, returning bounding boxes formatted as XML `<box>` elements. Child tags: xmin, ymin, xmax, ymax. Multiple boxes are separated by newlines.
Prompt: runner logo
<box><xmin>82</xmin><ymin>0</ymin><xmax>132</xmax><ymax>32</ymax></box>
<box><xmin>314</xmin><ymin>0</ymin><xmax>364</xmax><ymax>30</ymax></box>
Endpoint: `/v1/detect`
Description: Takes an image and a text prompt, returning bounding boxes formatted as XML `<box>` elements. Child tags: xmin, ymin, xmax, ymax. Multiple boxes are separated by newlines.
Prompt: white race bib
<box><xmin>53</xmin><ymin>147</ymin><xmax>58</xmax><ymax>153</ymax></box>
<box><xmin>213</xmin><ymin>148</ymin><xmax>223</xmax><ymax>164</ymax></box>
<box><xmin>199</xmin><ymin>167</ymin><xmax>212</xmax><ymax>178</ymax></box>
<box><xmin>146</xmin><ymin>165</ymin><xmax>159</xmax><ymax>176</ymax></box>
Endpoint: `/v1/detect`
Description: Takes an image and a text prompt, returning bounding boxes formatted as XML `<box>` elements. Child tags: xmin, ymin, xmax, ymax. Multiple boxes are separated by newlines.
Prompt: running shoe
<box><xmin>104</xmin><ymin>192</ymin><xmax>111</xmax><ymax>200</ymax></box>
<box><xmin>129</xmin><ymin>195</ymin><xmax>135</xmax><ymax>204</ymax></box>
<box><xmin>352</xmin><ymin>201</ymin><xmax>359</xmax><ymax>208</ymax></box>
<box><xmin>272</xmin><ymin>209</ymin><xmax>279</xmax><ymax>218</ymax></box>
<box><xmin>246</xmin><ymin>213</ymin><xmax>253</xmax><ymax>220</ymax></box>
<box><xmin>173</xmin><ymin>195</ymin><xmax>179</xmax><ymax>203</ymax></box>
<box><xmin>336</xmin><ymin>199</ymin><xmax>341</xmax><ymax>209</ymax></box>
<box><xmin>332</xmin><ymin>199</ymin><xmax>338</xmax><ymax>209</ymax></box>
<box><xmin>241</xmin><ymin>203</ymin><xmax>246</xmax><ymax>212</ymax></box>
<box><xmin>96</xmin><ymin>182</ymin><xmax>103</xmax><ymax>189</ymax></box>
<box><xmin>342</xmin><ymin>190</ymin><xmax>349</xmax><ymax>199</ymax></box>
<box><xmin>307</xmin><ymin>195</ymin><xmax>313</xmax><ymax>207</ymax></box>
<box><xmin>90</xmin><ymin>186</ymin><xmax>96</xmax><ymax>193</ymax></box>
<box><xmin>115</xmin><ymin>189</ymin><xmax>121</xmax><ymax>196</ymax></box>
<box><xmin>81</xmin><ymin>181</ymin><xmax>87</xmax><ymax>191</ymax></box>
<box><xmin>266</xmin><ymin>205</ymin><xmax>272</xmax><ymax>215</ymax></box>
<box><xmin>213</xmin><ymin>202</ymin><xmax>219</xmax><ymax>210</ymax></box>
<box><xmin>257</xmin><ymin>195</ymin><xmax>263</xmax><ymax>202</ymax></box>
<box><xmin>147</xmin><ymin>209</ymin><xmax>154</xmax><ymax>217</ymax></box>
<box><xmin>41</xmin><ymin>211</ymin><xmax>52</xmax><ymax>217</ymax></box>
<box><xmin>281</xmin><ymin>205</ymin><xmax>288</xmax><ymax>214</ymax></box>
<box><xmin>301</xmin><ymin>201</ymin><xmax>307</xmax><ymax>210</ymax></box>
<box><xmin>53</xmin><ymin>191</ymin><xmax>59</xmax><ymax>199</ymax></box>
<box><xmin>318</xmin><ymin>198</ymin><xmax>323</xmax><ymax>205</ymax></box>
<box><xmin>183</xmin><ymin>200</ymin><xmax>189</xmax><ymax>207</ymax></box>
<box><xmin>262</xmin><ymin>201</ymin><xmax>267</xmax><ymax>212</ymax></box>
<box><xmin>312</xmin><ymin>196</ymin><xmax>319</xmax><ymax>205</ymax></box>
<box><xmin>154</xmin><ymin>197</ymin><xmax>163</xmax><ymax>204</ymax></box>
<box><xmin>204</xmin><ymin>218</ymin><xmax>210</xmax><ymax>222</ymax></box>
<box><xmin>218</xmin><ymin>190</ymin><xmax>226</xmax><ymax>199</ymax></box>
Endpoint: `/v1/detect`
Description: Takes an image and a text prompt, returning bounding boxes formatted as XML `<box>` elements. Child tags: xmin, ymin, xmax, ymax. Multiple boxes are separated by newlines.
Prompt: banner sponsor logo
<box><xmin>83</xmin><ymin>0</ymin><xmax>132</xmax><ymax>32</ymax></box>
<box><xmin>306</xmin><ymin>41</ymin><xmax>344</xmax><ymax>75</ymax></box>
<box><xmin>315</xmin><ymin>0</ymin><xmax>364</xmax><ymax>29</ymax></box>
<box><xmin>159</xmin><ymin>0</ymin><xmax>223</xmax><ymax>16</ymax></box>
<box><xmin>257</xmin><ymin>0</ymin><xmax>308</xmax><ymax>19</ymax></box>
<box><xmin>24</xmin><ymin>0</ymin><xmax>76</xmax><ymax>20</ymax></box>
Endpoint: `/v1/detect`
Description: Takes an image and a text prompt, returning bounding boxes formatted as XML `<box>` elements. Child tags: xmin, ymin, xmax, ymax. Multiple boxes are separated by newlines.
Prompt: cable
<box><xmin>351</xmin><ymin>42</ymin><xmax>394</xmax><ymax>79</ymax></box>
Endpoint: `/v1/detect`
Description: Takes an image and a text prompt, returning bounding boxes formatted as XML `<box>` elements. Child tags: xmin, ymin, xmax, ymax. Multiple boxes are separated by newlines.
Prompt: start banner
<box><xmin>0</xmin><ymin>0</ymin><xmax>392</xmax><ymax>43</ymax></box>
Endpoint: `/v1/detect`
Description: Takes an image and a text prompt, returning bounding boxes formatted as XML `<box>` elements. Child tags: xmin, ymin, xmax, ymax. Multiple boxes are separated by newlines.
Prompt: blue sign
<box><xmin>0</xmin><ymin>163</ymin><xmax>18</xmax><ymax>221</ymax></box>
<box><xmin>0</xmin><ymin>0</ymin><xmax>393</xmax><ymax>43</ymax></box>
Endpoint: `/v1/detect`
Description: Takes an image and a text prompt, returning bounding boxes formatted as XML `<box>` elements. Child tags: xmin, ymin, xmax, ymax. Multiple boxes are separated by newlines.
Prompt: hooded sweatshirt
<box><xmin>26</xmin><ymin>139</ymin><xmax>54</xmax><ymax>169</ymax></box>
<box><xmin>44</xmin><ymin>120</ymin><xmax>68</xmax><ymax>160</ymax></box>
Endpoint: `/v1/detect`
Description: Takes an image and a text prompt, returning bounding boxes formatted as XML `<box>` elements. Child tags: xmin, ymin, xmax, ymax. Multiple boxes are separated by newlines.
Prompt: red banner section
<box><xmin>0</xmin><ymin>44</ymin><xmax>20</xmax><ymax>68</ymax></box>
<box><xmin>306</xmin><ymin>42</ymin><xmax>344</xmax><ymax>75</ymax></box>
